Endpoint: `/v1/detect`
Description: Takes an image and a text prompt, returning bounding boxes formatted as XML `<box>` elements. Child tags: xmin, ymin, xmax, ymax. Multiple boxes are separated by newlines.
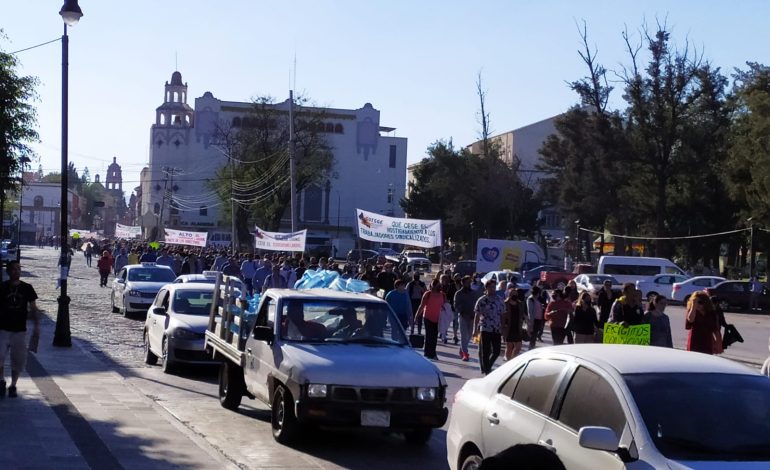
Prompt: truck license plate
<box><xmin>361</xmin><ymin>410</ymin><xmax>390</xmax><ymax>427</ymax></box>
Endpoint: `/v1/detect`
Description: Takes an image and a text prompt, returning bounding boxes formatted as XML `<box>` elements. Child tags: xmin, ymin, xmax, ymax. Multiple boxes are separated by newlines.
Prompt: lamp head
<box><xmin>60</xmin><ymin>0</ymin><xmax>83</xmax><ymax>26</ymax></box>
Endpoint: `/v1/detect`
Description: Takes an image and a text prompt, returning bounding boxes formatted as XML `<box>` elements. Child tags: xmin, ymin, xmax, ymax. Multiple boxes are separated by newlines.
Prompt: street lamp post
<box><xmin>53</xmin><ymin>0</ymin><xmax>83</xmax><ymax>348</ymax></box>
<box><xmin>574</xmin><ymin>219</ymin><xmax>582</xmax><ymax>262</ymax></box>
<box><xmin>748</xmin><ymin>217</ymin><xmax>756</xmax><ymax>280</ymax></box>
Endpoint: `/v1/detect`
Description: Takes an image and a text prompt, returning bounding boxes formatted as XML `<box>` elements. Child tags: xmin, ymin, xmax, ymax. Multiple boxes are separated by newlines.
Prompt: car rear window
<box><xmin>511</xmin><ymin>359</ymin><xmax>567</xmax><ymax>415</ymax></box>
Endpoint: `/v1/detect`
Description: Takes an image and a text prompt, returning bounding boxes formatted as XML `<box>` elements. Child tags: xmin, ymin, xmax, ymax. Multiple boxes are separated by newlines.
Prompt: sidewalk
<box><xmin>0</xmin><ymin>313</ymin><xmax>236</xmax><ymax>469</ymax></box>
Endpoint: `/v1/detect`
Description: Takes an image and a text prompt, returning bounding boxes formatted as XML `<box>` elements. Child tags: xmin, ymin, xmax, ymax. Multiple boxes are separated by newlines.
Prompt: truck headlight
<box><xmin>416</xmin><ymin>387</ymin><xmax>436</xmax><ymax>401</ymax></box>
<box><xmin>172</xmin><ymin>328</ymin><xmax>199</xmax><ymax>340</ymax></box>
<box><xmin>307</xmin><ymin>384</ymin><xmax>328</xmax><ymax>398</ymax></box>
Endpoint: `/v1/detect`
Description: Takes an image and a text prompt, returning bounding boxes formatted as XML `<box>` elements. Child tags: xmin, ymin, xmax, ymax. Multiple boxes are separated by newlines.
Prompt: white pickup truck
<box><xmin>205</xmin><ymin>280</ymin><xmax>448</xmax><ymax>446</ymax></box>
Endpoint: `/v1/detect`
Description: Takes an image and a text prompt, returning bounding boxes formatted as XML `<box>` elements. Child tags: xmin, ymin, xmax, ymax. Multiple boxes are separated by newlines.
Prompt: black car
<box><xmin>452</xmin><ymin>260</ymin><xmax>477</xmax><ymax>277</ymax></box>
<box><xmin>346</xmin><ymin>249</ymin><xmax>379</xmax><ymax>263</ymax></box>
<box><xmin>707</xmin><ymin>281</ymin><xmax>770</xmax><ymax>312</ymax></box>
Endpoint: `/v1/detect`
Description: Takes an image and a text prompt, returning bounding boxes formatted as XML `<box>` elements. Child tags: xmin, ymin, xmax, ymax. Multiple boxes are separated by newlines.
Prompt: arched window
<box><xmin>232</xmin><ymin>117</ymin><xmax>241</xmax><ymax>127</ymax></box>
<box><xmin>199</xmin><ymin>205</ymin><xmax>207</xmax><ymax>216</ymax></box>
<box><xmin>334</xmin><ymin>123</ymin><xmax>343</xmax><ymax>134</ymax></box>
<box><xmin>154</xmin><ymin>203</ymin><xmax>160</xmax><ymax>214</ymax></box>
<box><xmin>33</xmin><ymin>196</ymin><xmax>44</xmax><ymax>209</ymax></box>
<box><xmin>325</xmin><ymin>123</ymin><xmax>334</xmax><ymax>133</ymax></box>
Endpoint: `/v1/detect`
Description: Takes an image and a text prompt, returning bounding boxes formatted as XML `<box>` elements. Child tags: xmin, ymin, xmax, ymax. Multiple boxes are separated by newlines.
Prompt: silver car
<box><xmin>143</xmin><ymin>283</ymin><xmax>215</xmax><ymax>373</ymax></box>
<box><xmin>111</xmin><ymin>262</ymin><xmax>177</xmax><ymax>317</ymax></box>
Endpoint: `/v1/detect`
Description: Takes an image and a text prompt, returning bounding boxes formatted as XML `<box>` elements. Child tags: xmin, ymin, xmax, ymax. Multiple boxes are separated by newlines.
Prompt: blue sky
<box><xmin>3</xmin><ymin>1</ymin><xmax>770</xmax><ymax>194</ymax></box>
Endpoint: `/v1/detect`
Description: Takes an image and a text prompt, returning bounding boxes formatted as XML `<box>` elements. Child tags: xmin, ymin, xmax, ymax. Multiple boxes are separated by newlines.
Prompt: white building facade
<box><xmin>143</xmin><ymin>71</ymin><xmax>408</xmax><ymax>254</ymax></box>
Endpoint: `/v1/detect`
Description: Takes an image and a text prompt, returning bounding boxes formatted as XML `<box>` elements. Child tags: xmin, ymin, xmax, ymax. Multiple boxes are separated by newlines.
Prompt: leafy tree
<box><xmin>211</xmin><ymin>95</ymin><xmax>335</xmax><ymax>248</ymax></box>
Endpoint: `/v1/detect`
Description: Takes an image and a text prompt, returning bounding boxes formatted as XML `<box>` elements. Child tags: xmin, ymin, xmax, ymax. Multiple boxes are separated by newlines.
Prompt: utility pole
<box><xmin>230</xmin><ymin>158</ymin><xmax>236</xmax><ymax>252</ymax></box>
<box><xmin>289</xmin><ymin>90</ymin><xmax>297</xmax><ymax>233</ymax></box>
<box><xmin>749</xmin><ymin>218</ymin><xmax>757</xmax><ymax>279</ymax></box>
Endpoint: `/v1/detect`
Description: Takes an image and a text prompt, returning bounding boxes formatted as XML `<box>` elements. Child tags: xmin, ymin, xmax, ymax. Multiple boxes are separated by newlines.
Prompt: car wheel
<box><xmin>647</xmin><ymin>291</ymin><xmax>658</xmax><ymax>302</ymax></box>
<box><xmin>111</xmin><ymin>293</ymin><xmax>119</xmax><ymax>313</ymax></box>
<box><xmin>404</xmin><ymin>427</ymin><xmax>432</xmax><ymax>446</ymax></box>
<box><xmin>460</xmin><ymin>453</ymin><xmax>483</xmax><ymax>470</ymax></box>
<box><xmin>272</xmin><ymin>384</ymin><xmax>302</xmax><ymax>445</ymax></box>
<box><xmin>161</xmin><ymin>337</ymin><xmax>175</xmax><ymax>374</ymax></box>
<box><xmin>143</xmin><ymin>330</ymin><xmax>158</xmax><ymax>365</ymax></box>
<box><xmin>719</xmin><ymin>300</ymin><xmax>730</xmax><ymax>312</ymax></box>
<box><xmin>218</xmin><ymin>361</ymin><xmax>244</xmax><ymax>411</ymax></box>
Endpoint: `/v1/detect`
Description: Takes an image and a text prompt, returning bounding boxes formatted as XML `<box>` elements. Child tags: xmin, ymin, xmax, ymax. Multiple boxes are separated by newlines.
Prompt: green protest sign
<box><xmin>603</xmin><ymin>323</ymin><xmax>650</xmax><ymax>345</ymax></box>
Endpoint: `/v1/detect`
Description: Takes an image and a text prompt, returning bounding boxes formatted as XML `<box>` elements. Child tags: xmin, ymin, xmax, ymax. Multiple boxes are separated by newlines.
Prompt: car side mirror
<box><xmin>117</xmin><ymin>279</ymin><xmax>125</xmax><ymax>284</ymax></box>
<box><xmin>252</xmin><ymin>325</ymin><xmax>274</xmax><ymax>343</ymax></box>
<box><xmin>152</xmin><ymin>307</ymin><xmax>167</xmax><ymax>316</ymax></box>
<box><xmin>578</xmin><ymin>426</ymin><xmax>620</xmax><ymax>452</ymax></box>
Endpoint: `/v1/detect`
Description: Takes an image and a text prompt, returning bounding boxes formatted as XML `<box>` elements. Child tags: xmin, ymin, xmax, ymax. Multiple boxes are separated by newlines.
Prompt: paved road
<box><xmin>21</xmin><ymin>247</ymin><xmax>770</xmax><ymax>469</ymax></box>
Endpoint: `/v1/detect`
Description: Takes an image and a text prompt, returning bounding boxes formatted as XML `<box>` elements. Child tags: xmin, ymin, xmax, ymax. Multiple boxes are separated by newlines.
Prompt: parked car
<box><xmin>143</xmin><ymin>283</ymin><xmax>215</xmax><ymax>373</ymax></box>
<box><xmin>0</xmin><ymin>239</ymin><xmax>18</xmax><ymax>263</ymax></box>
<box><xmin>346</xmin><ymin>249</ymin><xmax>378</xmax><ymax>263</ymax></box>
<box><xmin>447</xmin><ymin>344</ymin><xmax>770</xmax><ymax>470</ymax></box>
<box><xmin>670</xmin><ymin>276</ymin><xmax>726</xmax><ymax>303</ymax></box>
<box><xmin>540</xmin><ymin>263</ymin><xmax>594</xmax><ymax>290</ymax></box>
<box><xmin>452</xmin><ymin>260</ymin><xmax>477</xmax><ymax>278</ymax></box>
<box><xmin>635</xmin><ymin>274</ymin><xmax>689</xmax><ymax>302</ymax></box>
<box><xmin>706</xmin><ymin>281</ymin><xmax>770</xmax><ymax>312</ymax></box>
<box><xmin>521</xmin><ymin>264</ymin><xmax>564</xmax><ymax>284</ymax></box>
<box><xmin>404</xmin><ymin>258</ymin><xmax>432</xmax><ymax>275</ymax></box>
<box><xmin>481</xmin><ymin>270</ymin><xmax>531</xmax><ymax>292</ymax></box>
<box><xmin>377</xmin><ymin>248</ymin><xmax>401</xmax><ymax>264</ymax></box>
<box><xmin>574</xmin><ymin>274</ymin><xmax>621</xmax><ymax>300</ymax></box>
<box><xmin>111</xmin><ymin>262</ymin><xmax>177</xmax><ymax>317</ymax></box>
<box><xmin>401</xmin><ymin>250</ymin><xmax>429</xmax><ymax>263</ymax></box>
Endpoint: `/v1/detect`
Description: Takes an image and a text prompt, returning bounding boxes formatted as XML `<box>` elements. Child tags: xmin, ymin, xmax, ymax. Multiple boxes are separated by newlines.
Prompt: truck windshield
<box><xmin>279</xmin><ymin>300</ymin><xmax>408</xmax><ymax>345</ymax></box>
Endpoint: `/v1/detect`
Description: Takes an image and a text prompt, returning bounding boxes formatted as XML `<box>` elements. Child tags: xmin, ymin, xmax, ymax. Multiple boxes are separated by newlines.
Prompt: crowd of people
<box><xmin>72</xmin><ymin>238</ymin><xmax>736</xmax><ymax>376</ymax></box>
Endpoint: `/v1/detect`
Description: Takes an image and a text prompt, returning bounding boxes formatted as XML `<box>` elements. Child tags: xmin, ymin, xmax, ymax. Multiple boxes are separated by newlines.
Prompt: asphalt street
<box><xmin>19</xmin><ymin>247</ymin><xmax>770</xmax><ymax>469</ymax></box>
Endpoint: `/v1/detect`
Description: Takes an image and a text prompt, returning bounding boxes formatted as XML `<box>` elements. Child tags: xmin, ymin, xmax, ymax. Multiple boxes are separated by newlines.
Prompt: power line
<box><xmin>579</xmin><ymin>227</ymin><xmax>749</xmax><ymax>241</ymax></box>
<box><xmin>8</xmin><ymin>37</ymin><xmax>61</xmax><ymax>55</ymax></box>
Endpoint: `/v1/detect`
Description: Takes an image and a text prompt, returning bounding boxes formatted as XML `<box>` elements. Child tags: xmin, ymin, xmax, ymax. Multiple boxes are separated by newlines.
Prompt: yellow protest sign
<box><xmin>603</xmin><ymin>323</ymin><xmax>650</xmax><ymax>345</ymax></box>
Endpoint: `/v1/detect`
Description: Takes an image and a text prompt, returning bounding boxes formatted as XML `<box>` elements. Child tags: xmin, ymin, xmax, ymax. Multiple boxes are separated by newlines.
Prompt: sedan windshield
<box><xmin>128</xmin><ymin>268</ymin><xmax>176</xmax><ymax>282</ymax></box>
<box><xmin>624</xmin><ymin>373</ymin><xmax>770</xmax><ymax>461</ymax></box>
<box><xmin>280</xmin><ymin>300</ymin><xmax>408</xmax><ymax>345</ymax></box>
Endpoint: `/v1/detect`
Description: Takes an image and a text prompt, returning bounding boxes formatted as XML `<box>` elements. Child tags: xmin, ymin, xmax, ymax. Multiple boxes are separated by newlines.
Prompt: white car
<box><xmin>402</xmin><ymin>250</ymin><xmax>429</xmax><ymax>263</ymax></box>
<box><xmin>481</xmin><ymin>270</ymin><xmax>531</xmax><ymax>292</ymax></box>
<box><xmin>635</xmin><ymin>274</ymin><xmax>689</xmax><ymax>302</ymax></box>
<box><xmin>173</xmin><ymin>271</ymin><xmax>244</xmax><ymax>292</ymax></box>
<box><xmin>447</xmin><ymin>344</ymin><xmax>770</xmax><ymax>470</ymax></box>
<box><xmin>143</xmin><ymin>283</ymin><xmax>215</xmax><ymax>373</ymax></box>
<box><xmin>670</xmin><ymin>276</ymin><xmax>726</xmax><ymax>303</ymax></box>
<box><xmin>111</xmin><ymin>262</ymin><xmax>177</xmax><ymax>316</ymax></box>
<box><xmin>574</xmin><ymin>274</ymin><xmax>621</xmax><ymax>300</ymax></box>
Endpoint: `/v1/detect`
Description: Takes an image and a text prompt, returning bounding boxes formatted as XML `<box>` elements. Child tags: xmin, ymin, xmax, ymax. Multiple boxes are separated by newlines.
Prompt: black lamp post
<box><xmin>53</xmin><ymin>0</ymin><xmax>83</xmax><ymax>348</ymax></box>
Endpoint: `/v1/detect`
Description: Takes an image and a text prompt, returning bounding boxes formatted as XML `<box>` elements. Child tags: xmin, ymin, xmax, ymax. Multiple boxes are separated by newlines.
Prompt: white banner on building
<box><xmin>115</xmin><ymin>224</ymin><xmax>142</xmax><ymax>239</ymax></box>
<box><xmin>356</xmin><ymin>209</ymin><xmax>442</xmax><ymax>248</ymax></box>
<box><xmin>164</xmin><ymin>228</ymin><xmax>208</xmax><ymax>247</ymax></box>
<box><xmin>254</xmin><ymin>226</ymin><xmax>307</xmax><ymax>252</ymax></box>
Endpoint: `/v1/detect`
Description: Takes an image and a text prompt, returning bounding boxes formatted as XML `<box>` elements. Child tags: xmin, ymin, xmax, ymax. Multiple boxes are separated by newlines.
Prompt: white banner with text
<box><xmin>356</xmin><ymin>209</ymin><xmax>442</xmax><ymax>248</ymax></box>
<box><xmin>254</xmin><ymin>226</ymin><xmax>307</xmax><ymax>252</ymax></box>
<box><xmin>164</xmin><ymin>228</ymin><xmax>208</xmax><ymax>247</ymax></box>
<box><xmin>115</xmin><ymin>224</ymin><xmax>142</xmax><ymax>239</ymax></box>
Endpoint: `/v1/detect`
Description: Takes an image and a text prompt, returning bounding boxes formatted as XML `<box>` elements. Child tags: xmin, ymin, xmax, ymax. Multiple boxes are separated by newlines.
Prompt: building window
<box><xmin>33</xmin><ymin>196</ymin><xmax>44</xmax><ymax>209</ymax></box>
<box><xmin>325</xmin><ymin>123</ymin><xmax>334</xmax><ymax>133</ymax></box>
<box><xmin>29</xmin><ymin>211</ymin><xmax>34</xmax><ymax>223</ymax></box>
<box><xmin>199</xmin><ymin>205</ymin><xmax>207</xmax><ymax>216</ymax></box>
<box><xmin>387</xmin><ymin>188</ymin><xmax>393</xmax><ymax>204</ymax></box>
<box><xmin>232</xmin><ymin>117</ymin><xmax>241</xmax><ymax>127</ymax></box>
<box><xmin>154</xmin><ymin>203</ymin><xmax>160</xmax><ymax>214</ymax></box>
<box><xmin>334</xmin><ymin>123</ymin><xmax>343</xmax><ymax>134</ymax></box>
<box><xmin>389</xmin><ymin>145</ymin><xmax>397</xmax><ymax>168</ymax></box>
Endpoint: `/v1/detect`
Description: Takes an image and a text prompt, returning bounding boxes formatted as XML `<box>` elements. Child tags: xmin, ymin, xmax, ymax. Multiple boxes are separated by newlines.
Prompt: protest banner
<box><xmin>356</xmin><ymin>209</ymin><xmax>442</xmax><ymax>249</ymax></box>
<box><xmin>254</xmin><ymin>226</ymin><xmax>307</xmax><ymax>252</ymax></box>
<box><xmin>115</xmin><ymin>224</ymin><xmax>142</xmax><ymax>239</ymax></box>
<box><xmin>603</xmin><ymin>323</ymin><xmax>651</xmax><ymax>345</ymax></box>
<box><xmin>163</xmin><ymin>228</ymin><xmax>208</xmax><ymax>247</ymax></box>
<box><xmin>68</xmin><ymin>229</ymin><xmax>97</xmax><ymax>239</ymax></box>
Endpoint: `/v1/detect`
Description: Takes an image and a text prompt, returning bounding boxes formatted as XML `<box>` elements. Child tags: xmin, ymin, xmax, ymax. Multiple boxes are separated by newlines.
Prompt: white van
<box><xmin>597</xmin><ymin>256</ymin><xmax>686</xmax><ymax>284</ymax></box>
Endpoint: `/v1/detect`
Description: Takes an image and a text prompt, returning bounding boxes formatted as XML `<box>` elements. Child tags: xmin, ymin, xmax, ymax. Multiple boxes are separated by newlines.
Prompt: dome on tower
<box><xmin>170</xmin><ymin>71</ymin><xmax>183</xmax><ymax>86</ymax></box>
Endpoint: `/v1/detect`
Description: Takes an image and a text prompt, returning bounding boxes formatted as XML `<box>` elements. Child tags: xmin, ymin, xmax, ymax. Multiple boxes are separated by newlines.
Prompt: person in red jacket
<box><xmin>545</xmin><ymin>290</ymin><xmax>573</xmax><ymax>345</ymax></box>
<box><xmin>97</xmin><ymin>250</ymin><xmax>113</xmax><ymax>287</ymax></box>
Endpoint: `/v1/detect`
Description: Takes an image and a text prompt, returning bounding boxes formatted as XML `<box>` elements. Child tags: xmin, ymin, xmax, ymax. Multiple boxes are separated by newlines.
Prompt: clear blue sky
<box><xmin>4</xmin><ymin>1</ymin><xmax>770</xmax><ymax>194</ymax></box>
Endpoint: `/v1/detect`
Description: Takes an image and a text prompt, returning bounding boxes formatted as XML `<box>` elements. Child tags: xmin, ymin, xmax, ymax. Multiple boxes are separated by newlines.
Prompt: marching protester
<box><xmin>571</xmin><ymin>291</ymin><xmax>599</xmax><ymax>343</ymax></box>
<box><xmin>454</xmin><ymin>275</ymin><xmax>480</xmax><ymax>361</ymax></box>
<box><xmin>473</xmin><ymin>279</ymin><xmax>504</xmax><ymax>374</ymax></box>
<box><xmin>544</xmin><ymin>289</ymin><xmax>572</xmax><ymax>345</ymax></box>
<box><xmin>0</xmin><ymin>261</ymin><xmax>40</xmax><ymax>399</ymax></box>
<box><xmin>685</xmin><ymin>291</ymin><xmax>722</xmax><ymax>355</ymax></box>
<box><xmin>96</xmin><ymin>250</ymin><xmax>113</xmax><ymax>287</ymax></box>
<box><xmin>501</xmin><ymin>288</ymin><xmax>526</xmax><ymax>360</ymax></box>
<box><xmin>415</xmin><ymin>279</ymin><xmax>446</xmax><ymax>360</ymax></box>
<box><xmin>407</xmin><ymin>273</ymin><xmax>427</xmax><ymax>334</ymax></box>
<box><xmin>609</xmin><ymin>283</ymin><xmax>644</xmax><ymax>325</ymax></box>
<box><xmin>385</xmin><ymin>279</ymin><xmax>411</xmax><ymax>330</ymax></box>
<box><xmin>644</xmin><ymin>294</ymin><xmax>673</xmax><ymax>348</ymax></box>
<box><xmin>526</xmin><ymin>285</ymin><xmax>545</xmax><ymax>350</ymax></box>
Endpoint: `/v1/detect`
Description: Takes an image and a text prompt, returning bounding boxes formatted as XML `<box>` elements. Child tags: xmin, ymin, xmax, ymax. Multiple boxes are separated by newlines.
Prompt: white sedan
<box><xmin>574</xmin><ymin>274</ymin><xmax>621</xmax><ymax>300</ymax></box>
<box><xmin>143</xmin><ymin>283</ymin><xmax>215</xmax><ymax>373</ymax></box>
<box><xmin>480</xmin><ymin>270</ymin><xmax>531</xmax><ymax>292</ymax></box>
<box><xmin>670</xmin><ymin>276</ymin><xmax>726</xmax><ymax>303</ymax></box>
<box><xmin>447</xmin><ymin>344</ymin><xmax>770</xmax><ymax>470</ymax></box>
<box><xmin>636</xmin><ymin>274</ymin><xmax>689</xmax><ymax>302</ymax></box>
<box><xmin>111</xmin><ymin>262</ymin><xmax>177</xmax><ymax>317</ymax></box>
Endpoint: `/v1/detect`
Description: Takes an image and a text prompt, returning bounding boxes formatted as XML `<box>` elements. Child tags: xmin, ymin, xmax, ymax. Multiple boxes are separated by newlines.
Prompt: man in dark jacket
<box><xmin>454</xmin><ymin>276</ymin><xmax>480</xmax><ymax>361</ymax></box>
